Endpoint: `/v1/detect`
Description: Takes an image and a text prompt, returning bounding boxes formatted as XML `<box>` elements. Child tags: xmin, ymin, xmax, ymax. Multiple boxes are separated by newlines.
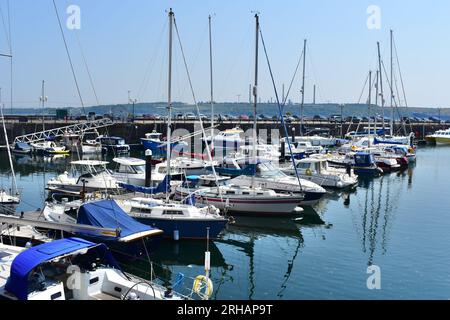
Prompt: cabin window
<box><xmin>118</xmin><ymin>164</ymin><xmax>134</xmax><ymax>174</ymax></box>
<box><xmin>226</xmin><ymin>191</ymin><xmax>235</xmax><ymax>195</ymax></box>
<box><xmin>296</xmin><ymin>162</ymin><xmax>311</xmax><ymax>169</ymax></box>
<box><xmin>162</xmin><ymin>210</ymin><xmax>184</xmax><ymax>215</ymax></box>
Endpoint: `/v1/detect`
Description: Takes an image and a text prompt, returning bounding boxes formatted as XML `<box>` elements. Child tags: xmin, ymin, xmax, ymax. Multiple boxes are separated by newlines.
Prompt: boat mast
<box><xmin>252</xmin><ymin>13</ymin><xmax>259</xmax><ymax>189</ymax></box>
<box><xmin>209</xmin><ymin>15</ymin><xmax>214</xmax><ymax>151</ymax></box>
<box><xmin>0</xmin><ymin>88</ymin><xmax>18</xmax><ymax>196</ymax></box>
<box><xmin>300</xmin><ymin>39</ymin><xmax>306</xmax><ymax>136</ymax></box>
<box><xmin>390</xmin><ymin>30</ymin><xmax>394</xmax><ymax>136</ymax></box>
<box><xmin>368</xmin><ymin>70</ymin><xmax>372</xmax><ymax>148</ymax></box>
<box><xmin>375</xmin><ymin>70</ymin><xmax>379</xmax><ymax>134</ymax></box>
<box><xmin>166</xmin><ymin>8</ymin><xmax>174</xmax><ymax>200</ymax></box>
<box><xmin>377</xmin><ymin>42</ymin><xmax>385</xmax><ymax>134</ymax></box>
<box><xmin>40</xmin><ymin>80</ymin><xmax>47</xmax><ymax>132</ymax></box>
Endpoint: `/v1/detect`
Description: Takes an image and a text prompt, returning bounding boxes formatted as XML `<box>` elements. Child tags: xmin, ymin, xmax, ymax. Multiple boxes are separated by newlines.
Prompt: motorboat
<box><xmin>95</xmin><ymin>136</ymin><xmax>130</xmax><ymax>155</ymax></box>
<box><xmin>30</xmin><ymin>140</ymin><xmax>70</xmax><ymax>156</ymax></box>
<box><xmin>117</xmin><ymin>197</ymin><xmax>228</xmax><ymax>240</ymax></box>
<box><xmin>425</xmin><ymin>128</ymin><xmax>450</xmax><ymax>145</ymax></box>
<box><xmin>111</xmin><ymin>157</ymin><xmax>147</xmax><ymax>186</ymax></box>
<box><xmin>236</xmin><ymin>144</ymin><xmax>281</xmax><ymax>162</ymax></box>
<box><xmin>141</xmin><ymin>131</ymin><xmax>188</xmax><ymax>157</ymax></box>
<box><xmin>292</xmin><ymin>135</ymin><xmax>337</xmax><ymax>147</ymax></box>
<box><xmin>11</xmin><ymin>142</ymin><xmax>32</xmax><ymax>155</ymax></box>
<box><xmin>207</xmin><ymin>127</ymin><xmax>245</xmax><ymax>158</ymax></box>
<box><xmin>47</xmin><ymin>160</ymin><xmax>122</xmax><ymax>194</ymax></box>
<box><xmin>0</xmin><ymin>237</ymin><xmax>186</xmax><ymax>300</ymax></box>
<box><xmin>80</xmin><ymin>131</ymin><xmax>102</xmax><ymax>154</ymax></box>
<box><xmin>152</xmin><ymin>157</ymin><xmax>214</xmax><ymax>184</ymax></box>
<box><xmin>327</xmin><ymin>152</ymin><xmax>383</xmax><ymax>177</ymax></box>
<box><xmin>282</xmin><ymin>138</ymin><xmax>323</xmax><ymax>156</ymax></box>
<box><xmin>280</xmin><ymin>157</ymin><xmax>358</xmax><ymax>189</ymax></box>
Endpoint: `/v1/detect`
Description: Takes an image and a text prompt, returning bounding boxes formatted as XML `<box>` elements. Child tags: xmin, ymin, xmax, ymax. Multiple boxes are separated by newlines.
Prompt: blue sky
<box><xmin>0</xmin><ymin>0</ymin><xmax>448</xmax><ymax>108</ymax></box>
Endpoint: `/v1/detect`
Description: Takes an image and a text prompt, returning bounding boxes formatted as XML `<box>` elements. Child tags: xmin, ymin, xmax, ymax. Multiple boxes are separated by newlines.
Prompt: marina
<box><xmin>1</xmin><ymin>145</ymin><xmax>449</xmax><ymax>299</ymax></box>
<box><xmin>0</xmin><ymin>0</ymin><xmax>449</xmax><ymax>304</ymax></box>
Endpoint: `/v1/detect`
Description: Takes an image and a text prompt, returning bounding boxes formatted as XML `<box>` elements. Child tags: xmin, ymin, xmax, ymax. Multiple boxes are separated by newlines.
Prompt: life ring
<box><xmin>192</xmin><ymin>275</ymin><xmax>213</xmax><ymax>299</ymax></box>
<box><xmin>305</xmin><ymin>168</ymin><xmax>312</xmax><ymax>176</ymax></box>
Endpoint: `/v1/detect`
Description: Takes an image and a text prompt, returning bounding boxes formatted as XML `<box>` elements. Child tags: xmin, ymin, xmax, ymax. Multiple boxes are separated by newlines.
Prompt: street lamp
<box><xmin>129</xmin><ymin>98</ymin><xmax>137</xmax><ymax>122</ymax></box>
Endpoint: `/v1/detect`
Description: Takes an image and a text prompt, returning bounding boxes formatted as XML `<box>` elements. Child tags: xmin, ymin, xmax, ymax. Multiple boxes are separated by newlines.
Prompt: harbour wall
<box><xmin>2</xmin><ymin>120</ymin><xmax>448</xmax><ymax>146</ymax></box>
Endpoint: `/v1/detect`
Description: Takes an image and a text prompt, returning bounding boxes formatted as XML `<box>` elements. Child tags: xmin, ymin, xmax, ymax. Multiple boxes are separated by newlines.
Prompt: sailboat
<box><xmin>119</xmin><ymin>9</ymin><xmax>228</xmax><ymax>240</ymax></box>
<box><xmin>0</xmin><ymin>237</ymin><xmax>187</xmax><ymax>300</ymax></box>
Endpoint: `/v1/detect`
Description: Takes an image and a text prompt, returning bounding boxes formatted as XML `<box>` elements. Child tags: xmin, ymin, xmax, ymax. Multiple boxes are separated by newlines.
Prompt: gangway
<box><xmin>0</xmin><ymin>213</ymin><xmax>119</xmax><ymax>239</ymax></box>
<box><xmin>13</xmin><ymin>118</ymin><xmax>113</xmax><ymax>144</ymax></box>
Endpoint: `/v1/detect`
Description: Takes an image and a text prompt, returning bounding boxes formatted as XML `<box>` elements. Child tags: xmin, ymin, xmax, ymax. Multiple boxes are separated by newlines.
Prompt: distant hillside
<box><xmin>5</xmin><ymin>102</ymin><xmax>450</xmax><ymax>120</ymax></box>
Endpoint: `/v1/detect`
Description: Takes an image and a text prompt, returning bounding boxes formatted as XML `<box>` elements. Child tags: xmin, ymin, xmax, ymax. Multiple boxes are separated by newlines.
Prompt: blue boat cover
<box><xmin>14</xmin><ymin>142</ymin><xmax>31</xmax><ymax>151</ymax></box>
<box><xmin>77</xmin><ymin>200</ymin><xmax>154</xmax><ymax>240</ymax></box>
<box><xmin>354</xmin><ymin>153</ymin><xmax>375</xmax><ymax>166</ymax></box>
<box><xmin>210</xmin><ymin>164</ymin><xmax>257</xmax><ymax>177</ymax></box>
<box><xmin>374</xmin><ymin>137</ymin><xmax>405</xmax><ymax>146</ymax></box>
<box><xmin>118</xmin><ymin>175</ymin><xmax>170</xmax><ymax>195</ymax></box>
<box><xmin>5</xmin><ymin>237</ymin><xmax>119</xmax><ymax>300</ymax></box>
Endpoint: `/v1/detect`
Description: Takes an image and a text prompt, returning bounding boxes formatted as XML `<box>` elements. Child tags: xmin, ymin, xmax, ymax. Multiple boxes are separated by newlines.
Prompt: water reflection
<box><xmin>349</xmin><ymin>166</ymin><xmax>414</xmax><ymax>266</ymax></box>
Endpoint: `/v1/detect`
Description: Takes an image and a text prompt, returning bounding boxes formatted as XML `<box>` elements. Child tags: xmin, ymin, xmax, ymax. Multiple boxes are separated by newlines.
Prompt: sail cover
<box><xmin>77</xmin><ymin>200</ymin><xmax>157</xmax><ymax>241</ymax></box>
<box><xmin>119</xmin><ymin>175</ymin><xmax>170</xmax><ymax>194</ymax></box>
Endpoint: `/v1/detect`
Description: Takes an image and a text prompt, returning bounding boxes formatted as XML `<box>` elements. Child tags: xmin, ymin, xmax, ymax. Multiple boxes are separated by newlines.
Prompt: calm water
<box><xmin>3</xmin><ymin>146</ymin><xmax>450</xmax><ymax>300</ymax></box>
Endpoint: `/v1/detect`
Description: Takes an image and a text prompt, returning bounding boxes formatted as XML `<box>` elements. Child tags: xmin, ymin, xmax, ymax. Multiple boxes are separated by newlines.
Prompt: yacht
<box><xmin>12</xmin><ymin>142</ymin><xmax>32</xmax><ymax>155</ymax></box>
<box><xmin>175</xmin><ymin>180</ymin><xmax>304</xmax><ymax>215</ymax></box>
<box><xmin>95</xmin><ymin>136</ymin><xmax>130</xmax><ymax>155</ymax></box>
<box><xmin>207</xmin><ymin>127</ymin><xmax>245</xmax><ymax>158</ymax></box>
<box><xmin>292</xmin><ymin>135</ymin><xmax>337</xmax><ymax>147</ymax></box>
<box><xmin>42</xmin><ymin>199</ymin><xmax>163</xmax><ymax>260</ymax></box>
<box><xmin>0</xmin><ymin>237</ymin><xmax>186</xmax><ymax>300</ymax></box>
<box><xmin>111</xmin><ymin>157</ymin><xmax>147</xmax><ymax>186</ymax></box>
<box><xmin>326</xmin><ymin>152</ymin><xmax>384</xmax><ymax>177</ymax></box>
<box><xmin>425</xmin><ymin>128</ymin><xmax>450</xmax><ymax>145</ymax></box>
<box><xmin>30</xmin><ymin>140</ymin><xmax>70</xmax><ymax>155</ymax></box>
<box><xmin>281</xmin><ymin>157</ymin><xmax>358</xmax><ymax>189</ymax></box>
<box><xmin>117</xmin><ymin>197</ymin><xmax>228</xmax><ymax>240</ymax></box>
<box><xmin>212</xmin><ymin>158</ymin><xmax>326</xmax><ymax>206</ymax></box>
<box><xmin>141</xmin><ymin>131</ymin><xmax>188</xmax><ymax>156</ymax></box>
<box><xmin>47</xmin><ymin>160</ymin><xmax>121</xmax><ymax>194</ymax></box>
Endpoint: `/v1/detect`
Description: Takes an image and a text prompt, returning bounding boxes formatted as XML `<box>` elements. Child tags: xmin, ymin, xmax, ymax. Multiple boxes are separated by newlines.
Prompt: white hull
<box><xmin>82</xmin><ymin>144</ymin><xmax>102</xmax><ymax>154</ymax></box>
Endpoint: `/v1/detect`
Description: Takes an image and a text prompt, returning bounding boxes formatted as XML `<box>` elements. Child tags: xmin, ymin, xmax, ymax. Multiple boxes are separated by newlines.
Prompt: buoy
<box><xmin>192</xmin><ymin>275</ymin><xmax>213</xmax><ymax>299</ymax></box>
<box><xmin>173</xmin><ymin>230</ymin><xmax>180</xmax><ymax>241</ymax></box>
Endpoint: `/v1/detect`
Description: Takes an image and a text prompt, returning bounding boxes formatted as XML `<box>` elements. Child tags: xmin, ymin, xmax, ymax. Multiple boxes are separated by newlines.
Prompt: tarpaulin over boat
<box><xmin>5</xmin><ymin>237</ymin><xmax>118</xmax><ymax>300</ymax></box>
<box><xmin>77</xmin><ymin>200</ymin><xmax>157</xmax><ymax>241</ymax></box>
<box><xmin>208</xmin><ymin>164</ymin><xmax>257</xmax><ymax>177</ymax></box>
<box><xmin>119</xmin><ymin>175</ymin><xmax>170</xmax><ymax>194</ymax></box>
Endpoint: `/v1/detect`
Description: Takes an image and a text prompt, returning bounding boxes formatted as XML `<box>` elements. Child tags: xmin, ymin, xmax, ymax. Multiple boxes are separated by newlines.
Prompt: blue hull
<box><xmin>141</xmin><ymin>139</ymin><xmax>185</xmax><ymax>157</ymax></box>
<box><xmin>354</xmin><ymin>167</ymin><xmax>382</xmax><ymax>177</ymax></box>
<box><xmin>135</xmin><ymin>218</ymin><xmax>228</xmax><ymax>240</ymax></box>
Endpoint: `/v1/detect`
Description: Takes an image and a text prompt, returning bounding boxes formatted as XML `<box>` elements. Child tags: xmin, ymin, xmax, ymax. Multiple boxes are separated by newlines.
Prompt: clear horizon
<box><xmin>0</xmin><ymin>1</ymin><xmax>448</xmax><ymax>109</ymax></box>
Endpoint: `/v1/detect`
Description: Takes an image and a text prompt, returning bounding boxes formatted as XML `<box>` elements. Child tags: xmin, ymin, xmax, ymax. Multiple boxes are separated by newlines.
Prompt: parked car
<box><xmin>239</xmin><ymin>115</ymin><xmax>250</xmax><ymax>120</ymax></box>
<box><xmin>331</xmin><ymin>115</ymin><xmax>343</xmax><ymax>123</ymax></box>
<box><xmin>313</xmin><ymin>115</ymin><xmax>327</xmax><ymax>121</ymax></box>
<box><xmin>184</xmin><ymin>112</ymin><xmax>197</xmax><ymax>120</ymax></box>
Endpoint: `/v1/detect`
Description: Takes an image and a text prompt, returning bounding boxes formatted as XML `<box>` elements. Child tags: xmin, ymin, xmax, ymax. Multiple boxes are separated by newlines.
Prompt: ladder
<box><xmin>13</xmin><ymin>118</ymin><xmax>113</xmax><ymax>144</ymax></box>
